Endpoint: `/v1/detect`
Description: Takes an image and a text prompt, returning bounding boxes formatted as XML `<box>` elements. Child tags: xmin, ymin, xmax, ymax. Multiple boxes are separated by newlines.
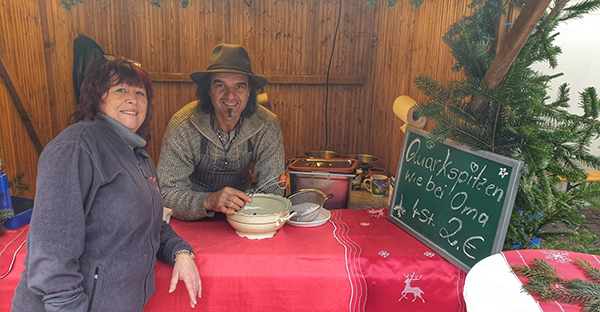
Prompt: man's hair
<box><xmin>195</xmin><ymin>74</ymin><xmax>258</xmax><ymax>118</ymax></box>
<box><xmin>71</xmin><ymin>57</ymin><xmax>155</xmax><ymax>142</ymax></box>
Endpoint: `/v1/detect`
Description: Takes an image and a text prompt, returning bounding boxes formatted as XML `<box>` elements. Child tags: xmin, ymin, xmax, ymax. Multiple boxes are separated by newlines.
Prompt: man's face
<box><xmin>209</xmin><ymin>72</ymin><xmax>251</xmax><ymax>122</ymax></box>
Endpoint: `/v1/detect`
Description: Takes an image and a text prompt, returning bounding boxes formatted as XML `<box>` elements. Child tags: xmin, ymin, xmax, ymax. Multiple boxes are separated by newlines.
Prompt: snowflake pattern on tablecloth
<box><xmin>366</xmin><ymin>208</ymin><xmax>386</xmax><ymax>218</ymax></box>
<box><xmin>379</xmin><ymin>250</ymin><xmax>390</xmax><ymax>258</ymax></box>
<box><xmin>423</xmin><ymin>251</ymin><xmax>435</xmax><ymax>258</ymax></box>
<box><xmin>541</xmin><ymin>250</ymin><xmax>572</xmax><ymax>264</ymax></box>
<box><xmin>360</xmin><ymin>222</ymin><xmax>370</xmax><ymax>226</ymax></box>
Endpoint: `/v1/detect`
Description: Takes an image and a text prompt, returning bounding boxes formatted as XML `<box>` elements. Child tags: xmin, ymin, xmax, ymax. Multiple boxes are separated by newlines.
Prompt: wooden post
<box><xmin>37</xmin><ymin>0</ymin><xmax>59</xmax><ymax>136</ymax></box>
<box><xmin>472</xmin><ymin>0</ymin><xmax>552</xmax><ymax>110</ymax></box>
<box><xmin>0</xmin><ymin>47</ymin><xmax>45</xmax><ymax>155</ymax></box>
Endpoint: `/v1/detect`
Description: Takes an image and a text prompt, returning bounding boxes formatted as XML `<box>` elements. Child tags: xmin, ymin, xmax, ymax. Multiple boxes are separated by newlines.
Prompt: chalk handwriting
<box><xmin>408</xmin><ymin>198</ymin><xmax>435</xmax><ymax>226</ymax></box>
<box><xmin>450</xmin><ymin>192</ymin><xmax>489</xmax><ymax>228</ymax></box>
<box><xmin>438</xmin><ymin>217</ymin><xmax>486</xmax><ymax>258</ymax></box>
<box><xmin>404</xmin><ymin>137</ymin><xmax>506</xmax><ymax>202</ymax></box>
<box><xmin>392</xmin><ymin>131</ymin><xmax>520</xmax><ymax>268</ymax></box>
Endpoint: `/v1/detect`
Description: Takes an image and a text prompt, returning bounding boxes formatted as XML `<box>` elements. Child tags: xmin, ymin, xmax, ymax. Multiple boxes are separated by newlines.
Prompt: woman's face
<box><xmin>99</xmin><ymin>82</ymin><xmax>148</xmax><ymax>133</ymax></box>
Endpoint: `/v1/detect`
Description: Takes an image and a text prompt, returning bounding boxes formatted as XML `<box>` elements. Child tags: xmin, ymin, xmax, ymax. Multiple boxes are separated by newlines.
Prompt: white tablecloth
<box><xmin>464</xmin><ymin>252</ymin><xmax>542</xmax><ymax>312</ymax></box>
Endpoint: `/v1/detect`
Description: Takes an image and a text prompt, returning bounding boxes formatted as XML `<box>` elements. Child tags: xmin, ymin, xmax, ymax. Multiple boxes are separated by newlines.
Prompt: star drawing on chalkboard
<box><xmin>499</xmin><ymin>167</ymin><xmax>508</xmax><ymax>178</ymax></box>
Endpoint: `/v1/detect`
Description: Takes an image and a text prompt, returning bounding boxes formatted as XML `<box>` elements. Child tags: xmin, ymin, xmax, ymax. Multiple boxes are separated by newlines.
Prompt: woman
<box><xmin>11</xmin><ymin>57</ymin><xmax>202</xmax><ymax>311</ymax></box>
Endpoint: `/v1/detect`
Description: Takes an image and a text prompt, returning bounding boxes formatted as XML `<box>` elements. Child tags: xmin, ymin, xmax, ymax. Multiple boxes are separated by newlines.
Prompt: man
<box><xmin>158</xmin><ymin>44</ymin><xmax>286</xmax><ymax>220</ymax></box>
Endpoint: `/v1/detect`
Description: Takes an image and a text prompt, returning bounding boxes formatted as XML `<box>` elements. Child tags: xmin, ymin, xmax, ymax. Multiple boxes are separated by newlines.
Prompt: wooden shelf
<box><xmin>148</xmin><ymin>73</ymin><xmax>364</xmax><ymax>85</ymax></box>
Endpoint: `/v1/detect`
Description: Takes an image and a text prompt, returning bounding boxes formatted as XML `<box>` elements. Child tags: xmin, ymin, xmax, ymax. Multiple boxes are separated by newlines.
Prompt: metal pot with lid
<box><xmin>305</xmin><ymin>150</ymin><xmax>341</xmax><ymax>159</ymax></box>
<box><xmin>344</xmin><ymin>154</ymin><xmax>379</xmax><ymax>172</ymax></box>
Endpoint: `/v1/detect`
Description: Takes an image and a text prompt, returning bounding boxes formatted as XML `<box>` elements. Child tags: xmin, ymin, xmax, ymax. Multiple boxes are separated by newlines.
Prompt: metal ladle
<box><xmin>248</xmin><ymin>174</ymin><xmax>288</xmax><ymax>198</ymax></box>
<box><xmin>238</xmin><ymin>175</ymin><xmax>288</xmax><ymax>213</ymax></box>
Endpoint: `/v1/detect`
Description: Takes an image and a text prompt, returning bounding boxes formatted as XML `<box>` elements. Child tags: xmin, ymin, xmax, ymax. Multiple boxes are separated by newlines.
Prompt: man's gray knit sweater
<box><xmin>157</xmin><ymin>101</ymin><xmax>285</xmax><ymax>220</ymax></box>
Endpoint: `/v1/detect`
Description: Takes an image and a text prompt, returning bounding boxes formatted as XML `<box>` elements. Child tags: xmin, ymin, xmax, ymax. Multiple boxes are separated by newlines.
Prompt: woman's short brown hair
<box><xmin>71</xmin><ymin>56</ymin><xmax>155</xmax><ymax>142</ymax></box>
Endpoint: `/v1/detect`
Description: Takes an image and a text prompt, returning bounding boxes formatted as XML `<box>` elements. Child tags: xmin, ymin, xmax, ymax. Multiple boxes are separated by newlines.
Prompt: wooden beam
<box><xmin>148</xmin><ymin>73</ymin><xmax>365</xmax><ymax>85</ymax></box>
<box><xmin>148</xmin><ymin>72</ymin><xmax>191</xmax><ymax>82</ymax></box>
<box><xmin>265</xmin><ymin>75</ymin><xmax>364</xmax><ymax>85</ymax></box>
<box><xmin>472</xmin><ymin>0</ymin><xmax>551</xmax><ymax>109</ymax></box>
<box><xmin>0</xmin><ymin>47</ymin><xmax>44</xmax><ymax>155</ymax></box>
<box><xmin>38</xmin><ymin>0</ymin><xmax>59</xmax><ymax>136</ymax></box>
<box><xmin>495</xmin><ymin>4</ymin><xmax>521</xmax><ymax>54</ymax></box>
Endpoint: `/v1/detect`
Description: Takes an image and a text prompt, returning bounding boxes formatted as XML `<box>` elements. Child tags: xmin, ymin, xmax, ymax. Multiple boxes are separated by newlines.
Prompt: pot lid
<box><xmin>305</xmin><ymin>150</ymin><xmax>340</xmax><ymax>158</ymax></box>
<box><xmin>288</xmin><ymin>158</ymin><xmax>358</xmax><ymax>174</ymax></box>
<box><xmin>343</xmin><ymin>154</ymin><xmax>379</xmax><ymax>165</ymax></box>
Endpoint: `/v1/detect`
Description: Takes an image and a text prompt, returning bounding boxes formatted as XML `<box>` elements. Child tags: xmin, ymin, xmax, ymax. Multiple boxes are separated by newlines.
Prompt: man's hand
<box><xmin>170</xmin><ymin>252</ymin><xmax>202</xmax><ymax>308</ymax></box>
<box><xmin>278</xmin><ymin>173</ymin><xmax>289</xmax><ymax>188</ymax></box>
<box><xmin>205</xmin><ymin>187</ymin><xmax>252</xmax><ymax>215</ymax></box>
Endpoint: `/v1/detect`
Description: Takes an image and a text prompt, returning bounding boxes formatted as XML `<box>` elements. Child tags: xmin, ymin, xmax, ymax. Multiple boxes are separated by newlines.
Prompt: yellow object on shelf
<box><xmin>393</xmin><ymin>95</ymin><xmax>427</xmax><ymax>132</ymax></box>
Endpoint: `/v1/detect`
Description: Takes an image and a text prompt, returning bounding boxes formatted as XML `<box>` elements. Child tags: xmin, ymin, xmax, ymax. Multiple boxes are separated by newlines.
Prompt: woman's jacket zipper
<box><xmin>87</xmin><ymin>266</ymin><xmax>100</xmax><ymax>312</ymax></box>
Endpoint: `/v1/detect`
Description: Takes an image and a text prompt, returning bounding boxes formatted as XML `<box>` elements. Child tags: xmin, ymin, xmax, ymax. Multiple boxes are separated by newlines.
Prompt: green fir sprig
<box><xmin>513</xmin><ymin>259</ymin><xmax>600</xmax><ymax>311</ymax></box>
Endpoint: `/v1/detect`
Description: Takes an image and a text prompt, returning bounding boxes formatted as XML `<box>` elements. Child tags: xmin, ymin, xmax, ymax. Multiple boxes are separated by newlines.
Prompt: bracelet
<box><xmin>174</xmin><ymin>250</ymin><xmax>195</xmax><ymax>262</ymax></box>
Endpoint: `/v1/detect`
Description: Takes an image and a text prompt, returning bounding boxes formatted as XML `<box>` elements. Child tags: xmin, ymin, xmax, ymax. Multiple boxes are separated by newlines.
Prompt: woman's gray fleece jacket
<box><xmin>11</xmin><ymin>118</ymin><xmax>193</xmax><ymax>312</ymax></box>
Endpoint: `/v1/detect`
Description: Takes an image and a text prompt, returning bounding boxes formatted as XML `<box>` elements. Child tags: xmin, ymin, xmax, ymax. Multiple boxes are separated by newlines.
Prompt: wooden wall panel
<box><xmin>42</xmin><ymin>0</ymin><xmax>231</xmax><ymax>157</ymax></box>
<box><xmin>230</xmin><ymin>0</ymin><xmax>377</xmax><ymax>158</ymax></box>
<box><xmin>370</xmin><ymin>0</ymin><xmax>470</xmax><ymax>175</ymax></box>
<box><xmin>0</xmin><ymin>0</ymin><xmax>53</xmax><ymax>198</ymax></box>
<box><xmin>0</xmin><ymin>0</ymin><xmax>473</xmax><ymax>199</ymax></box>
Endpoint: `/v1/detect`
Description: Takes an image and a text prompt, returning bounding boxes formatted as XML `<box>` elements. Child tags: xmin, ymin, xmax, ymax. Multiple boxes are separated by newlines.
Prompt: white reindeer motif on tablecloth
<box><xmin>399</xmin><ymin>272</ymin><xmax>425</xmax><ymax>303</ymax></box>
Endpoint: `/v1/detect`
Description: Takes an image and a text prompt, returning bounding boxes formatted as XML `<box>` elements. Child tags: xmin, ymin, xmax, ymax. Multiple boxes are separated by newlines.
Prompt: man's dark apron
<box><xmin>189</xmin><ymin>136</ymin><xmax>254</xmax><ymax>192</ymax></box>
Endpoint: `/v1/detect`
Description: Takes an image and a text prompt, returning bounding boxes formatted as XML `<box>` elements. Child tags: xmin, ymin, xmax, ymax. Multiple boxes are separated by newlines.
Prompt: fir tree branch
<box><xmin>515</xmin><ymin>258</ymin><xmax>600</xmax><ymax>309</ymax></box>
<box><xmin>575</xmin><ymin>259</ymin><xmax>600</xmax><ymax>282</ymax></box>
<box><xmin>560</xmin><ymin>0</ymin><xmax>600</xmax><ymax>21</ymax></box>
<box><xmin>538</xmin><ymin>0</ymin><xmax>568</xmax><ymax>32</ymax></box>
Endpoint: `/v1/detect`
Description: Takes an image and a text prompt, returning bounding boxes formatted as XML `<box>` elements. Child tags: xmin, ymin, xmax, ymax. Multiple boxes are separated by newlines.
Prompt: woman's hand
<box><xmin>170</xmin><ymin>252</ymin><xmax>202</xmax><ymax>308</ymax></box>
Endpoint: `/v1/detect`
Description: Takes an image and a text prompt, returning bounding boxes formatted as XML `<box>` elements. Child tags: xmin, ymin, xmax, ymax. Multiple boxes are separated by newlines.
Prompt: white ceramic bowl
<box><xmin>226</xmin><ymin>193</ymin><xmax>295</xmax><ymax>239</ymax></box>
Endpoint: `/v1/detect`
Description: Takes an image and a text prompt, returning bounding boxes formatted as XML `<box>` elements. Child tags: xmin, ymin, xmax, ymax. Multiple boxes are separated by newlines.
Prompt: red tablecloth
<box><xmin>1</xmin><ymin>208</ymin><xmax>467</xmax><ymax>312</ymax></box>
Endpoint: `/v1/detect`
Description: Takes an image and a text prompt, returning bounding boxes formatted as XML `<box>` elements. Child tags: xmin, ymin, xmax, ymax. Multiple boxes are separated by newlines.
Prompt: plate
<box><xmin>287</xmin><ymin>209</ymin><xmax>331</xmax><ymax>228</ymax></box>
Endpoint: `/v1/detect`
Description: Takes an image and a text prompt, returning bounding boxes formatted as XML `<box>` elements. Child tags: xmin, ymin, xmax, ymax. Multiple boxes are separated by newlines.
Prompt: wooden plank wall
<box><xmin>372</xmin><ymin>0</ymin><xmax>471</xmax><ymax>176</ymax></box>
<box><xmin>0</xmin><ymin>0</ymin><xmax>53</xmax><ymax>199</ymax></box>
<box><xmin>0</xmin><ymin>0</ymin><xmax>470</xmax><ymax>199</ymax></box>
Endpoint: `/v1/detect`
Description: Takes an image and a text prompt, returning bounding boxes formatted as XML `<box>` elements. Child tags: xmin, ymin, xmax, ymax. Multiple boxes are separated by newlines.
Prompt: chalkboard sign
<box><xmin>388</xmin><ymin>127</ymin><xmax>524</xmax><ymax>272</ymax></box>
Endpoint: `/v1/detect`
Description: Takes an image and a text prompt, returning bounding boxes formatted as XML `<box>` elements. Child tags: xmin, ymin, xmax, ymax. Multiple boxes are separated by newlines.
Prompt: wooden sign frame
<box><xmin>388</xmin><ymin>127</ymin><xmax>524</xmax><ymax>272</ymax></box>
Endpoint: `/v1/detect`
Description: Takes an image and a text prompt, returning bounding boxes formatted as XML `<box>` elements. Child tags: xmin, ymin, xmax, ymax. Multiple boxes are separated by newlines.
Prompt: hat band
<box><xmin>207</xmin><ymin>64</ymin><xmax>254</xmax><ymax>75</ymax></box>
